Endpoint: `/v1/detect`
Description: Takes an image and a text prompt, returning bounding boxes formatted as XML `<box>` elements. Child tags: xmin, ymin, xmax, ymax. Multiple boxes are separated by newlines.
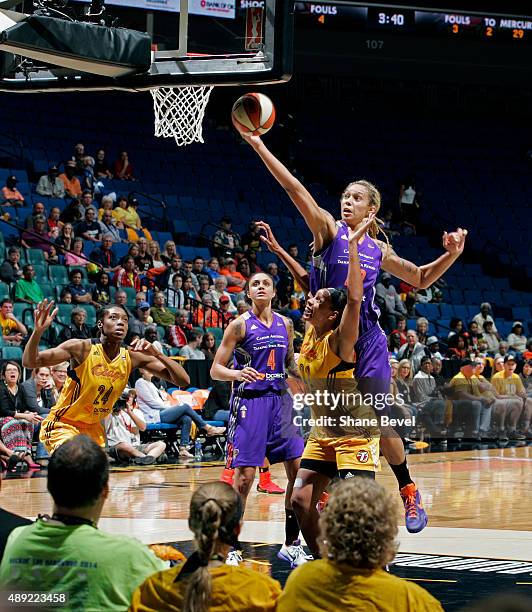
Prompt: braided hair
<box><xmin>346</xmin><ymin>180</ymin><xmax>390</xmax><ymax>250</ymax></box>
<box><xmin>182</xmin><ymin>482</ymin><xmax>242</xmax><ymax>612</ymax></box>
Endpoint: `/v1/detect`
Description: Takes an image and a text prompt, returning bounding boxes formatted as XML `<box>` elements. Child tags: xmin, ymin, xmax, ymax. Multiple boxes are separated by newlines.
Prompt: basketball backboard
<box><xmin>0</xmin><ymin>0</ymin><xmax>293</xmax><ymax>91</ymax></box>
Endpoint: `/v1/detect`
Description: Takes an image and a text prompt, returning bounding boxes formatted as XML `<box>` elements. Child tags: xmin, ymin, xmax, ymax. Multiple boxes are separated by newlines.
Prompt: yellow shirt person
<box><xmin>130</xmin><ymin>564</ymin><xmax>281</xmax><ymax>612</ymax></box>
<box><xmin>277</xmin><ymin>559</ymin><xmax>443</xmax><ymax>612</ymax></box>
<box><xmin>491</xmin><ymin>371</ymin><xmax>526</xmax><ymax>396</ymax></box>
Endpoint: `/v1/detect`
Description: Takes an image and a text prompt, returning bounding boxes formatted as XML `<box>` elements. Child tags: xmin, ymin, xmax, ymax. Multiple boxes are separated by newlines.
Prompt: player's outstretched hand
<box><xmin>443</xmin><ymin>227</ymin><xmax>468</xmax><ymax>255</ymax></box>
<box><xmin>237</xmin><ymin>129</ymin><xmax>262</xmax><ymax>148</ymax></box>
<box><xmin>234</xmin><ymin>367</ymin><xmax>260</xmax><ymax>383</ymax></box>
<box><xmin>349</xmin><ymin>213</ymin><xmax>376</xmax><ymax>244</ymax></box>
<box><xmin>33</xmin><ymin>299</ymin><xmax>58</xmax><ymax>334</ymax></box>
<box><xmin>256</xmin><ymin>221</ymin><xmax>281</xmax><ymax>254</ymax></box>
<box><xmin>130</xmin><ymin>338</ymin><xmax>161</xmax><ymax>357</ymax></box>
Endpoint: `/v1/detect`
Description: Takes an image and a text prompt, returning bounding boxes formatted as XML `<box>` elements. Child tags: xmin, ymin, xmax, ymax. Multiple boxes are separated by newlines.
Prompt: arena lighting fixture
<box><xmin>0</xmin><ymin>0</ymin><xmax>150</xmax><ymax>77</ymax></box>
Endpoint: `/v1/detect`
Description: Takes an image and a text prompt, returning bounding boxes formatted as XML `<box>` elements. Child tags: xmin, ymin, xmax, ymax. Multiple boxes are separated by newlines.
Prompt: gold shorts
<box><xmin>40</xmin><ymin>418</ymin><xmax>105</xmax><ymax>453</ymax></box>
<box><xmin>302</xmin><ymin>436</ymin><xmax>380</xmax><ymax>472</ymax></box>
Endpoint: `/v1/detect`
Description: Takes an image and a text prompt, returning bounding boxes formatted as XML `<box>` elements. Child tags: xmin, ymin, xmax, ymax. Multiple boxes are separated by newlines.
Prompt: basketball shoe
<box><xmin>316</xmin><ymin>491</ymin><xmax>329</xmax><ymax>513</ymax></box>
<box><xmin>226</xmin><ymin>550</ymin><xmax>243</xmax><ymax>566</ymax></box>
<box><xmin>220</xmin><ymin>468</ymin><xmax>234</xmax><ymax>486</ymax></box>
<box><xmin>277</xmin><ymin>540</ymin><xmax>313</xmax><ymax>568</ymax></box>
<box><xmin>257</xmin><ymin>471</ymin><xmax>285</xmax><ymax>494</ymax></box>
<box><xmin>400</xmin><ymin>483</ymin><xmax>428</xmax><ymax>533</ymax></box>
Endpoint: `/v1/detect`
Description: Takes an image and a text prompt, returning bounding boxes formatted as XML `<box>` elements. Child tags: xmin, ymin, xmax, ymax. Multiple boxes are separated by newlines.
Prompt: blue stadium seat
<box><xmin>439</xmin><ymin>303</ymin><xmax>455</xmax><ymax>318</ymax></box>
<box><xmin>513</xmin><ymin>306</ymin><xmax>531</xmax><ymax>321</ymax></box>
<box><xmin>415</xmin><ymin>303</ymin><xmax>440</xmax><ymax>320</ymax></box>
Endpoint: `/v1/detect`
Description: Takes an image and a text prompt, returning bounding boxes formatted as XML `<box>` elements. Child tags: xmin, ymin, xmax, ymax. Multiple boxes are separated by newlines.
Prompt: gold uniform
<box><xmin>41</xmin><ymin>341</ymin><xmax>132</xmax><ymax>452</ymax></box>
<box><xmin>298</xmin><ymin>325</ymin><xmax>380</xmax><ymax>473</ymax></box>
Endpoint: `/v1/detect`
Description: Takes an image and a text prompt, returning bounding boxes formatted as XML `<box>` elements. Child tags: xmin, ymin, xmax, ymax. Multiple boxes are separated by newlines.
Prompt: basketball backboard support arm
<box><xmin>0</xmin><ymin>0</ymin><xmax>293</xmax><ymax>92</ymax></box>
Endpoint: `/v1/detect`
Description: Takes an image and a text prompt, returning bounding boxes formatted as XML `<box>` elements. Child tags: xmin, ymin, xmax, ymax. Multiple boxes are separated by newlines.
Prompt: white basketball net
<box><xmin>151</xmin><ymin>85</ymin><xmax>214</xmax><ymax>147</ymax></box>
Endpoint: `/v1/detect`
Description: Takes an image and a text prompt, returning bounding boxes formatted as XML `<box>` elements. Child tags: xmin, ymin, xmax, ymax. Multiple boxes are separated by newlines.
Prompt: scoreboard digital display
<box><xmin>294</xmin><ymin>2</ymin><xmax>532</xmax><ymax>44</ymax></box>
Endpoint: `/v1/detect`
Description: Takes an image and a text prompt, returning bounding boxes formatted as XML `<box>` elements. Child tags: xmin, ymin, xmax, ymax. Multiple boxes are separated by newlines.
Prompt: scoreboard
<box><xmin>294</xmin><ymin>3</ymin><xmax>532</xmax><ymax>44</ymax></box>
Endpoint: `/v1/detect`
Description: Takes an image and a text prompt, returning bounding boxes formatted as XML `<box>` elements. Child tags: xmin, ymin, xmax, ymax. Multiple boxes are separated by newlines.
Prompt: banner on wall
<box><xmin>89</xmin><ymin>0</ymin><xmax>236</xmax><ymax>17</ymax></box>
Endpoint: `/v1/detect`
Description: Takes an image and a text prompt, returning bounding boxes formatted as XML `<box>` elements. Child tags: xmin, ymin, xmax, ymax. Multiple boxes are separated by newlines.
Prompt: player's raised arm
<box><xmin>23</xmin><ymin>300</ymin><xmax>87</xmax><ymax>368</ymax></box>
<box><xmin>239</xmin><ymin>132</ymin><xmax>336</xmax><ymax>247</ymax></box>
<box><xmin>255</xmin><ymin>221</ymin><xmax>310</xmax><ymax>293</ymax></box>
<box><xmin>129</xmin><ymin>338</ymin><xmax>190</xmax><ymax>388</ymax></box>
<box><xmin>331</xmin><ymin>215</ymin><xmax>375</xmax><ymax>362</ymax></box>
<box><xmin>379</xmin><ymin>228</ymin><xmax>468</xmax><ymax>289</ymax></box>
<box><xmin>210</xmin><ymin>318</ymin><xmax>259</xmax><ymax>383</ymax></box>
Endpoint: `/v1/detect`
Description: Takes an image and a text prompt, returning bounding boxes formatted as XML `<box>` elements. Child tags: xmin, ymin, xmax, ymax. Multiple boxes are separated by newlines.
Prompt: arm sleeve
<box><xmin>135</xmin><ymin>379</ymin><xmax>168</xmax><ymax>412</ymax></box>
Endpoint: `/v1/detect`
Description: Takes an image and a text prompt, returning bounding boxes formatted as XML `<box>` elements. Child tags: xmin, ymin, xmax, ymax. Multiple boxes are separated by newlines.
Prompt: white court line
<box><xmin>97</xmin><ymin>518</ymin><xmax>532</xmax><ymax>562</ymax></box>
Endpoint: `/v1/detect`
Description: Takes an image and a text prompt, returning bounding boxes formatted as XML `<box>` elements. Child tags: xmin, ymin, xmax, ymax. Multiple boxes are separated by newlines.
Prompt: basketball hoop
<box><xmin>151</xmin><ymin>85</ymin><xmax>214</xmax><ymax>147</ymax></box>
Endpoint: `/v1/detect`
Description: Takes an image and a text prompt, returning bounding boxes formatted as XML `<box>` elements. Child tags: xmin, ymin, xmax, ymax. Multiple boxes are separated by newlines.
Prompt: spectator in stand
<box><xmin>135</xmin><ymin>292</ymin><xmax>148</xmax><ymax>308</ymax></box>
<box><xmin>200</xmin><ymin>332</ymin><xmax>217</xmax><ymax>360</ymax></box>
<box><xmin>211</xmin><ymin>276</ymin><xmax>236</xmax><ymax>312</ymax></box>
<box><xmin>426</xmin><ymin>336</ymin><xmax>444</xmax><ymax>360</ymax></box>
<box><xmin>448</xmin><ymin>358</ymin><xmax>491</xmax><ymax>440</ymax></box>
<box><xmin>193</xmin><ymin>294</ymin><xmax>220</xmax><ymax>329</ymax></box>
<box><xmin>242</xmin><ymin>221</ymin><xmax>262</xmax><ymax>253</ymax></box>
<box><xmin>59</xmin><ymin>289</ymin><xmax>72</xmax><ymax>304</ymax></box>
<box><xmin>398</xmin><ymin>176</ymin><xmax>420</xmax><ymax>224</ymax></box>
<box><xmin>15</xmin><ymin>264</ymin><xmax>43</xmax><ymax>305</ymax></box>
<box><xmin>388</xmin><ymin>332</ymin><xmax>402</xmax><ymax>358</ymax></box>
<box><xmin>416</xmin><ymin>317</ymin><xmax>429</xmax><ymax>345</ymax></box>
<box><xmin>60</xmin><ymin>198</ymin><xmax>84</xmax><ymax>225</ymax></box>
<box><xmin>220</xmin><ymin>257</ymin><xmax>246</xmax><ymax>295</ymax></box>
<box><xmin>495</xmin><ymin>341</ymin><xmax>511</xmax><ymax>360</ymax></box>
<box><xmin>59</xmin><ymin>161</ymin><xmax>82</xmax><ymax>199</ymax></box>
<box><xmin>0</xmin><ymin>299</ymin><xmax>27</xmax><ymax>346</ymax></box>
<box><xmin>375</xmin><ymin>272</ymin><xmax>407</xmax><ymax>333</ymax></box>
<box><xmin>151</xmin><ymin>292</ymin><xmax>175</xmax><ymax>328</ymax></box>
<box><xmin>143</xmin><ymin>327</ymin><xmax>164</xmax><ymax>356</ymax></box>
<box><xmin>161</xmin><ymin>240</ymin><xmax>178</xmax><ymax>265</ymax></box>
<box><xmin>380</xmin><ymin>209</ymin><xmax>400</xmax><ymax>237</ymax></box>
<box><xmin>507</xmin><ymin>322</ymin><xmax>527</xmax><ymax>355</ymax></box>
<box><xmin>148</xmin><ymin>241</ymin><xmax>165</xmax><ymax>268</ymax></box>
<box><xmin>164</xmin><ymin>274</ymin><xmax>186</xmax><ymax>309</ymax></box>
<box><xmin>205</xmin><ymin>257</ymin><xmax>222</xmax><ymax>282</ymax></box>
<box><xmin>448</xmin><ymin>318</ymin><xmax>464</xmax><ymax>339</ymax></box>
<box><xmin>114</xmin><ymin>290</ymin><xmax>135</xmax><ymax>319</ymax></box>
<box><xmin>92</xmin><ymin>272</ymin><xmax>112</xmax><ymax>308</ymax></box>
<box><xmin>266</xmin><ymin>262</ymin><xmax>280</xmax><ymax>285</ymax></box>
<box><xmin>213</xmin><ymin>216</ymin><xmax>241</xmax><ymax>258</ymax></box>
<box><xmin>0</xmin><ymin>246</ymin><xmax>23</xmax><ymax>284</ymax></box>
<box><xmin>48</xmin><ymin>244</ymin><xmax>59</xmax><ymax>266</ymax></box>
<box><xmin>131</xmin><ymin>481</ymin><xmax>278</xmax><ymax>612</ymax></box>
<box><xmin>20</xmin><ymin>367</ymin><xmax>55</xmax><ymax>417</ymax></box>
<box><xmin>76</xmin><ymin>207</ymin><xmax>101</xmax><ymax>243</ymax></box>
<box><xmin>135</xmin><ymin>237</ymin><xmax>153</xmax><ymax>273</ymax></box>
<box><xmin>154</xmin><ymin>254</ymin><xmax>183</xmax><ymax>290</ymax></box>
<box><xmin>66</xmin><ymin>269</ymin><xmax>95</xmax><ymax>306</ymax></box>
<box><xmin>192</xmin><ymin>257</ymin><xmax>209</xmax><ymax>284</ymax></box>
<box><xmin>474</xmin><ymin>357</ymin><xmax>524</xmax><ymax>441</ymax></box>
<box><xmin>236</xmin><ymin>300</ymin><xmax>250</xmax><ymax>315</ymax></box>
<box><xmin>122</xmin><ymin>243</ymin><xmax>140</xmax><ymax>266</ymax></box>
<box><xmin>80</xmin><ymin>190</ymin><xmax>97</xmax><ymax>214</ymax></box>
<box><xmin>81</xmin><ymin>156</ymin><xmax>96</xmax><ymax>193</ymax></box>
<box><xmin>491</xmin><ymin>355</ymin><xmax>532</xmax><ymax>436</ymax></box>
<box><xmin>179</xmin><ymin>330</ymin><xmax>205</xmax><ymax>360</ymax></box>
<box><xmin>523</xmin><ymin>341</ymin><xmax>532</xmax><ymax>362</ymax></box>
<box><xmin>114</xmin><ymin>151</ymin><xmax>135</xmax><ymax>180</ymax></box>
<box><xmin>59</xmin><ymin>307</ymin><xmax>91</xmax><ymax>342</ymax></box>
<box><xmin>182</xmin><ymin>261</ymin><xmax>199</xmax><ymax>290</ymax></box>
<box><xmin>64</xmin><ymin>237</ymin><xmax>88</xmax><ymax>267</ymax></box>
<box><xmin>1</xmin><ymin>175</ymin><xmax>25</xmax><ymax>206</ymax></box>
<box><xmin>446</xmin><ymin>333</ymin><xmax>468</xmax><ymax>361</ymax></box>
<box><xmin>135</xmin><ymin>369</ymin><xmax>224</xmax><ymax>460</ymax></box>
<box><xmin>391</xmin><ymin>359</ymin><xmax>417</xmax><ymax>439</ymax></box>
<box><xmin>36</xmin><ymin>165</ymin><xmax>65</xmax><ymax>198</ymax></box>
<box><xmin>521</xmin><ymin>360</ymin><xmax>532</xmax><ymax>397</ymax></box>
<box><xmin>129</xmin><ymin>302</ymin><xmax>153</xmax><ymax>338</ymax></box>
<box><xmin>90</xmin><ymin>234</ymin><xmax>119</xmax><ymax>273</ymax></box>
<box><xmin>24</xmin><ymin>201</ymin><xmax>46</xmax><ymax>229</ymax></box>
<box><xmin>412</xmin><ymin>356</ymin><xmax>446</xmax><ymax>438</ymax></box>
<box><xmin>112</xmin><ymin>196</ymin><xmax>129</xmax><ymax>229</ymax></box>
<box><xmin>483</xmin><ymin>320</ymin><xmax>500</xmax><ymax>355</ymax></box>
<box><xmin>98</xmin><ymin>195</ymin><xmax>114</xmax><ymax>220</ymax></box>
<box><xmin>218</xmin><ymin>295</ymin><xmax>235</xmax><ymax>325</ymax></box>
<box><xmin>0</xmin><ymin>361</ymin><xmax>42</xmax><ymax>470</ymax></box>
<box><xmin>493</xmin><ymin>356</ymin><xmax>504</xmax><ymax>374</ymax></box>
<box><xmin>473</xmin><ymin>302</ymin><xmax>498</xmax><ymax>334</ymax></box>
<box><xmin>396</xmin><ymin>330</ymin><xmax>429</xmax><ymax>373</ymax></box>
<box><xmin>198</xmin><ymin>277</ymin><xmax>212</xmax><ymax>300</ymax></box>
<box><xmin>0</xmin><ymin>436</ymin><xmax>165</xmax><ymax>608</ymax></box>
<box><xmin>247</xmin><ymin>250</ymin><xmax>262</xmax><ymax>275</ymax></box>
<box><xmin>105</xmin><ymin>394</ymin><xmax>165</xmax><ymax>466</ymax></box>
<box><xmin>94</xmin><ymin>148</ymin><xmax>113</xmax><ymax>179</ymax></box>
<box><xmin>278</xmin><ymin>479</ymin><xmax>441</xmax><ymax>612</ymax></box>
<box><xmin>123</xmin><ymin>197</ymin><xmax>143</xmax><ymax>233</ymax></box>
<box><xmin>55</xmin><ymin>222</ymin><xmax>75</xmax><ymax>258</ymax></box>
<box><xmin>391</xmin><ymin>315</ymin><xmax>407</xmax><ymax>346</ymax></box>
<box><xmin>72</xmin><ymin>142</ymin><xmax>85</xmax><ymax>174</ymax></box>
<box><xmin>167</xmin><ymin>310</ymin><xmax>192</xmax><ymax>349</ymax></box>
<box><xmin>183</xmin><ymin>276</ymin><xmax>200</xmax><ymax>302</ymax></box>
<box><xmin>47</xmin><ymin>206</ymin><xmax>62</xmax><ymax>237</ymax></box>
<box><xmin>467</xmin><ymin>321</ymin><xmax>484</xmax><ymax>352</ymax></box>
<box><xmin>21</xmin><ymin>215</ymin><xmax>51</xmax><ymax>257</ymax></box>
<box><xmin>115</xmin><ymin>256</ymin><xmax>141</xmax><ymax>291</ymax></box>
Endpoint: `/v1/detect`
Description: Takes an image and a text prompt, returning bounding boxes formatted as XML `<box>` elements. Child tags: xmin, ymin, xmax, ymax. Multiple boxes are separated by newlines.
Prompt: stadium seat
<box><xmin>57</xmin><ymin>304</ymin><xmax>74</xmax><ymax>324</ymax></box>
<box><xmin>0</xmin><ymin>282</ymin><xmax>10</xmax><ymax>300</ymax></box>
<box><xmin>415</xmin><ymin>303</ymin><xmax>440</xmax><ymax>320</ymax></box>
<box><xmin>26</xmin><ymin>248</ymin><xmax>46</xmax><ymax>265</ymax></box>
<box><xmin>78</xmin><ymin>304</ymin><xmax>97</xmax><ymax>326</ymax></box>
<box><xmin>1</xmin><ymin>346</ymin><xmax>23</xmax><ymax>361</ymax></box>
<box><xmin>122</xmin><ymin>287</ymin><xmax>137</xmax><ymax>307</ymax></box>
<box><xmin>49</xmin><ymin>266</ymin><xmax>69</xmax><ymax>285</ymax></box>
<box><xmin>39</xmin><ymin>282</ymin><xmax>54</xmax><ymax>299</ymax></box>
<box><xmin>513</xmin><ymin>306</ymin><xmax>531</xmax><ymax>321</ymax></box>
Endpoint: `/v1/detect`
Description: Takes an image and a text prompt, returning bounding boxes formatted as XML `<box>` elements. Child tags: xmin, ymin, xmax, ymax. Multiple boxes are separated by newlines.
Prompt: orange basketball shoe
<box><xmin>257</xmin><ymin>471</ymin><xmax>285</xmax><ymax>494</ymax></box>
<box><xmin>220</xmin><ymin>468</ymin><xmax>234</xmax><ymax>486</ymax></box>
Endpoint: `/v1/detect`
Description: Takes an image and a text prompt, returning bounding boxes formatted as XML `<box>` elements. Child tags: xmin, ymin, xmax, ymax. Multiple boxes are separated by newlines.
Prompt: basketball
<box><xmin>231</xmin><ymin>93</ymin><xmax>276</xmax><ymax>136</ymax></box>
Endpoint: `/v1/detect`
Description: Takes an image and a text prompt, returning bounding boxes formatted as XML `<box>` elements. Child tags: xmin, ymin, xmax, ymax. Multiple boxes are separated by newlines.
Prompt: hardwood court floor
<box><xmin>3</xmin><ymin>445</ymin><xmax>532</xmax><ymax>561</ymax></box>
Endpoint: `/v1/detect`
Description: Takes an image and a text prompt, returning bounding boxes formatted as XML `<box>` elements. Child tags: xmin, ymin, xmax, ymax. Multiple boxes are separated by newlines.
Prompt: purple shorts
<box><xmin>355</xmin><ymin>324</ymin><xmax>392</xmax><ymax>415</ymax></box>
<box><xmin>226</xmin><ymin>390</ymin><xmax>304</xmax><ymax>468</ymax></box>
